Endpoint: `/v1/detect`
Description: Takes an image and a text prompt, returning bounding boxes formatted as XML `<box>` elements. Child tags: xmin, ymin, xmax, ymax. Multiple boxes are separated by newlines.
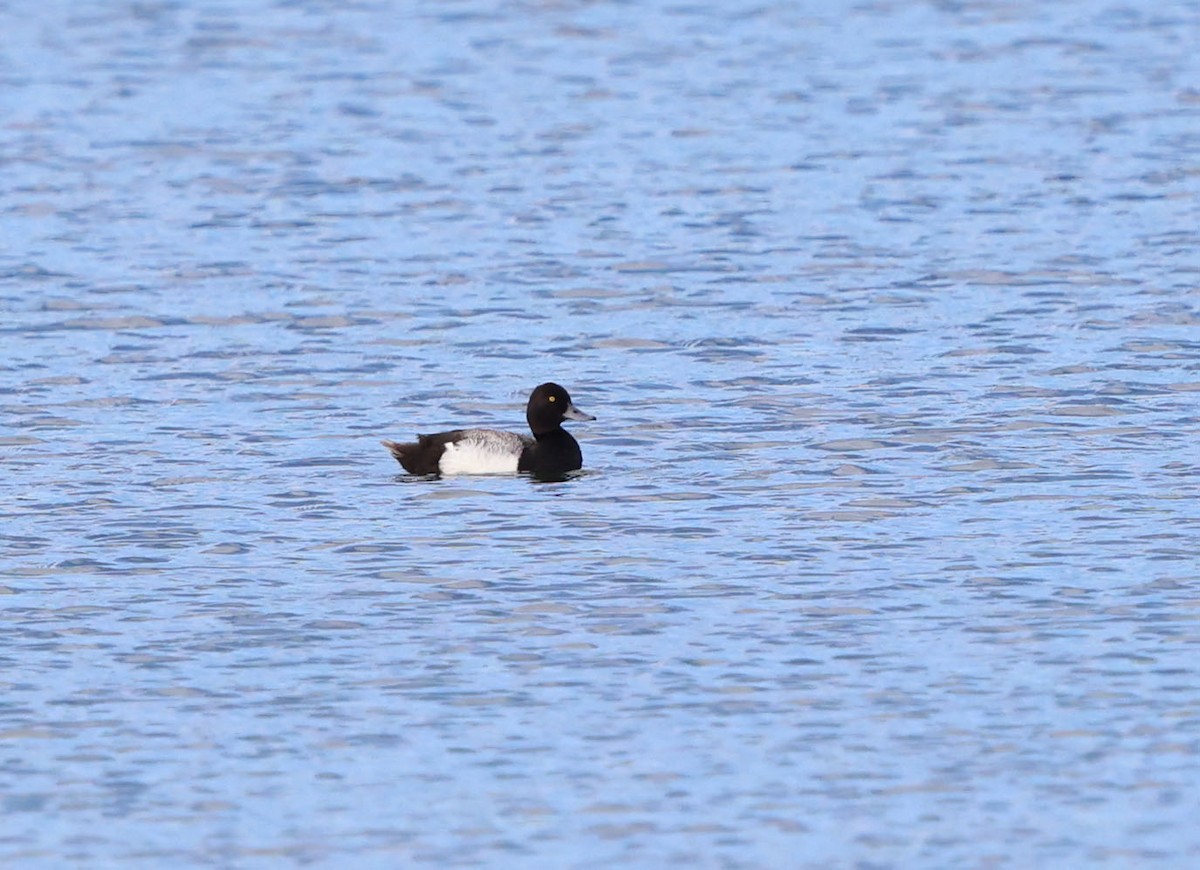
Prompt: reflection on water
<box><xmin>3</xmin><ymin>0</ymin><xmax>1199</xmax><ymax>865</ymax></box>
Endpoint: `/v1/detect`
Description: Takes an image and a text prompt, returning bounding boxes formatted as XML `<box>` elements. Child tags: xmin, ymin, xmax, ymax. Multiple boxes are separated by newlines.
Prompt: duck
<box><xmin>382</xmin><ymin>382</ymin><xmax>595</xmax><ymax>477</ymax></box>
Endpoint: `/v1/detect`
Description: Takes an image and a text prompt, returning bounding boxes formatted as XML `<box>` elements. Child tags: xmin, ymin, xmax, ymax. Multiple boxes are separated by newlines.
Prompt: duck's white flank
<box><xmin>438</xmin><ymin>429</ymin><xmax>531</xmax><ymax>475</ymax></box>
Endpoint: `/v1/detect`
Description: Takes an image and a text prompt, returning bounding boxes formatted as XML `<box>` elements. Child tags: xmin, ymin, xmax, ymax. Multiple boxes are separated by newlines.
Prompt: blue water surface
<box><xmin>2</xmin><ymin>0</ymin><xmax>1200</xmax><ymax>866</ymax></box>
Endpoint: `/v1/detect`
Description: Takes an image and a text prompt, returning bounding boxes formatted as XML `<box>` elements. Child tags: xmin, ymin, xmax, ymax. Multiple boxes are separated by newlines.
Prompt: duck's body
<box><xmin>382</xmin><ymin>383</ymin><xmax>594</xmax><ymax>478</ymax></box>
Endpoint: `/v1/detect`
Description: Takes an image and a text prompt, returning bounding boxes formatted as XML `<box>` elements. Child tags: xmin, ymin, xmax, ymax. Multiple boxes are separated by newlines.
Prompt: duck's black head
<box><xmin>526</xmin><ymin>382</ymin><xmax>595</xmax><ymax>436</ymax></box>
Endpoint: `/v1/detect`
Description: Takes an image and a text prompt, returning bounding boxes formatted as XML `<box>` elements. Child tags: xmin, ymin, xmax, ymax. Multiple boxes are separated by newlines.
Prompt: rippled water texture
<box><xmin>3</xmin><ymin>0</ymin><xmax>1200</xmax><ymax>865</ymax></box>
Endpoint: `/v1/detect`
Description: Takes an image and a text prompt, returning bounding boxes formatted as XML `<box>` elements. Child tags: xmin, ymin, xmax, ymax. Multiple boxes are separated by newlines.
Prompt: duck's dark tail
<box><xmin>382</xmin><ymin>436</ymin><xmax>448</xmax><ymax>475</ymax></box>
<box><xmin>381</xmin><ymin>439</ymin><xmax>415</xmax><ymax>470</ymax></box>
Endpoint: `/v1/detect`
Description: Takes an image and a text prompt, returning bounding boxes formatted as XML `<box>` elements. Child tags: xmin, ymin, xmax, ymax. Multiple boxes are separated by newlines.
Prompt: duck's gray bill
<box><xmin>563</xmin><ymin>403</ymin><xmax>595</xmax><ymax>422</ymax></box>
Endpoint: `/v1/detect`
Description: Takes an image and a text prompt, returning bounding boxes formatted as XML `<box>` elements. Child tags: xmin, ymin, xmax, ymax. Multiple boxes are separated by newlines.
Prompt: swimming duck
<box><xmin>382</xmin><ymin>382</ymin><xmax>595</xmax><ymax>477</ymax></box>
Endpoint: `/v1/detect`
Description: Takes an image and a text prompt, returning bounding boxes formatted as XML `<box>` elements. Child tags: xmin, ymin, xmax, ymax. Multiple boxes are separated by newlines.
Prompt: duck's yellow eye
<box><xmin>548</xmin><ymin>395</ymin><xmax>556</xmax><ymax>402</ymax></box>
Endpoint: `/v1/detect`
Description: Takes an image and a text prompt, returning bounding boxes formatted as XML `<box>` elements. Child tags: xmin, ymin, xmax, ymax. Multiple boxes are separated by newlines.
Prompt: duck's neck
<box><xmin>533</xmin><ymin>426</ymin><xmax>569</xmax><ymax>442</ymax></box>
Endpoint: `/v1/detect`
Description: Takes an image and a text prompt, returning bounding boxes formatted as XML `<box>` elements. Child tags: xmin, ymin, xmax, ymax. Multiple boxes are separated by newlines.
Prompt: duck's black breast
<box><xmin>518</xmin><ymin>428</ymin><xmax>583</xmax><ymax>476</ymax></box>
